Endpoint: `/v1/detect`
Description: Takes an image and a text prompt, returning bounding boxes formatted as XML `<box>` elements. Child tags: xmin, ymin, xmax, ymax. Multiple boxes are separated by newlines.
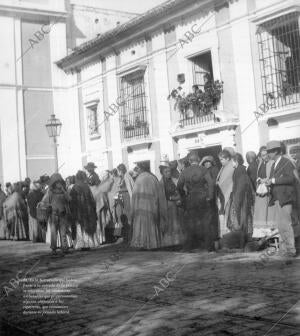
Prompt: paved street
<box><xmin>0</xmin><ymin>240</ymin><xmax>299</xmax><ymax>336</ymax></box>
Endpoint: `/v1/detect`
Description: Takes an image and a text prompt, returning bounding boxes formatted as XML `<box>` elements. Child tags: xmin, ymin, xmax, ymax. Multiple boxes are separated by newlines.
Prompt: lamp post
<box><xmin>45</xmin><ymin>114</ymin><xmax>62</xmax><ymax>172</ymax></box>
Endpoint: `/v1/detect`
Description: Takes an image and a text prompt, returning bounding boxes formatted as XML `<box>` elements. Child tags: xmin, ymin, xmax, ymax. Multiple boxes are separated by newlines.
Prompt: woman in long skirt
<box><xmin>159</xmin><ymin>163</ymin><xmax>183</xmax><ymax>247</ymax></box>
<box><xmin>227</xmin><ymin>153</ymin><xmax>254</xmax><ymax>245</ymax></box>
<box><xmin>116</xmin><ymin>164</ymin><xmax>134</xmax><ymax>243</ymax></box>
<box><xmin>27</xmin><ymin>180</ymin><xmax>45</xmax><ymax>242</ymax></box>
<box><xmin>0</xmin><ymin>184</ymin><xmax>7</xmax><ymax>239</ymax></box>
<box><xmin>3</xmin><ymin>182</ymin><xmax>29</xmax><ymax>240</ymax></box>
<box><xmin>90</xmin><ymin>171</ymin><xmax>114</xmax><ymax>245</ymax></box>
<box><xmin>131</xmin><ymin>162</ymin><xmax>167</xmax><ymax>250</ymax></box>
<box><xmin>70</xmin><ymin>170</ymin><xmax>98</xmax><ymax>250</ymax></box>
<box><xmin>216</xmin><ymin>149</ymin><xmax>235</xmax><ymax>238</ymax></box>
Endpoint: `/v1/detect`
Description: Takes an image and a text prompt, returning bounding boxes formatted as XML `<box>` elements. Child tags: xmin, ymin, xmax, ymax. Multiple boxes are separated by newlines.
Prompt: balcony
<box><xmin>168</xmin><ymin>79</ymin><xmax>223</xmax><ymax>129</ymax></box>
<box><xmin>121</xmin><ymin>118</ymin><xmax>149</xmax><ymax>140</ymax></box>
<box><xmin>179</xmin><ymin>109</ymin><xmax>217</xmax><ymax>128</ymax></box>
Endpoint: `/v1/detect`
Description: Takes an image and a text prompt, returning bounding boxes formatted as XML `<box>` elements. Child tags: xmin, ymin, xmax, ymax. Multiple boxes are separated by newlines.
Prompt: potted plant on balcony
<box><xmin>167</xmin><ymin>75</ymin><xmax>224</xmax><ymax>120</ymax></box>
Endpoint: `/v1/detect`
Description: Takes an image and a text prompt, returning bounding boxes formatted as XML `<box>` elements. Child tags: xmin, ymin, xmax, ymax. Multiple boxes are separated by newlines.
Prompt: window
<box><xmin>120</xmin><ymin>71</ymin><xmax>149</xmax><ymax>140</ymax></box>
<box><xmin>191</xmin><ymin>51</ymin><xmax>213</xmax><ymax>90</ymax></box>
<box><xmin>86</xmin><ymin>102</ymin><xmax>100</xmax><ymax>139</ymax></box>
<box><xmin>257</xmin><ymin>13</ymin><xmax>300</xmax><ymax>109</ymax></box>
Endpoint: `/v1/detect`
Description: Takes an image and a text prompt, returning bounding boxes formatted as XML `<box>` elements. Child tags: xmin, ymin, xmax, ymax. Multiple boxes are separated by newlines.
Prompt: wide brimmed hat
<box><xmin>201</xmin><ymin>155</ymin><xmax>214</xmax><ymax>165</ymax></box>
<box><xmin>39</xmin><ymin>174</ymin><xmax>50</xmax><ymax>184</ymax></box>
<box><xmin>84</xmin><ymin>162</ymin><xmax>97</xmax><ymax>169</ymax></box>
<box><xmin>266</xmin><ymin>140</ymin><xmax>281</xmax><ymax>152</ymax></box>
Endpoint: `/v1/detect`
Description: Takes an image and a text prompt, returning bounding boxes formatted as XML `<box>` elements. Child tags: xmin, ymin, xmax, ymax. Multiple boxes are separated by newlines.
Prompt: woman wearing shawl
<box><xmin>216</xmin><ymin>149</ymin><xmax>234</xmax><ymax>238</ymax></box>
<box><xmin>131</xmin><ymin>162</ymin><xmax>167</xmax><ymax>249</ymax></box>
<box><xmin>228</xmin><ymin>153</ymin><xmax>254</xmax><ymax>243</ymax></box>
<box><xmin>91</xmin><ymin>170</ymin><xmax>114</xmax><ymax>244</ymax></box>
<box><xmin>3</xmin><ymin>182</ymin><xmax>29</xmax><ymax>240</ymax></box>
<box><xmin>0</xmin><ymin>184</ymin><xmax>7</xmax><ymax>239</ymax></box>
<box><xmin>70</xmin><ymin>170</ymin><xmax>98</xmax><ymax>250</ymax></box>
<box><xmin>41</xmin><ymin>174</ymin><xmax>71</xmax><ymax>255</ymax></box>
<box><xmin>246</xmin><ymin>151</ymin><xmax>258</xmax><ymax>194</ymax></box>
<box><xmin>201</xmin><ymin>156</ymin><xmax>220</xmax><ymax>248</ymax></box>
<box><xmin>27</xmin><ymin>180</ymin><xmax>45</xmax><ymax>242</ymax></box>
<box><xmin>65</xmin><ymin>175</ymin><xmax>76</xmax><ymax>241</ymax></box>
<box><xmin>159</xmin><ymin>162</ymin><xmax>184</xmax><ymax>247</ymax></box>
<box><xmin>116</xmin><ymin>164</ymin><xmax>134</xmax><ymax>243</ymax></box>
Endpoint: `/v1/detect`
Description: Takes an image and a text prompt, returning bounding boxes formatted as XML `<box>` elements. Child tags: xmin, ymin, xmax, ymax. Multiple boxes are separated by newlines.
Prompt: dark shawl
<box><xmin>247</xmin><ymin>161</ymin><xmax>258</xmax><ymax>191</ymax></box>
<box><xmin>70</xmin><ymin>182</ymin><xmax>97</xmax><ymax>236</ymax></box>
<box><xmin>0</xmin><ymin>190</ymin><xmax>7</xmax><ymax>219</ymax></box>
<box><xmin>27</xmin><ymin>189</ymin><xmax>44</xmax><ymax>219</ymax></box>
<box><xmin>161</xmin><ymin>176</ymin><xmax>178</xmax><ymax>200</ymax></box>
<box><xmin>232</xmin><ymin>165</ymin><xmax>253</xmax><ymax>224</ymax></box>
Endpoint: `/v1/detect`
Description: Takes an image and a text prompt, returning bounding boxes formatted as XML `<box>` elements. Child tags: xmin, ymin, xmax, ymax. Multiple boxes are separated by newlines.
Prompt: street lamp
<box><xmin>45</xmin><ymin>114</ymin><xmax>62</xmax><ymax>172</ymax></box>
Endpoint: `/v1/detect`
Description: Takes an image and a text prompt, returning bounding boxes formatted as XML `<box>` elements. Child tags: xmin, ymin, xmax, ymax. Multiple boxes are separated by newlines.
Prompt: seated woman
<box><xmin>226</xmin><ymin>153</ymin><xmax>253</xmax><ymax>247</ymax></box>
<box><xmin>159</xmin><ymin>162</ymin><xmax>184</xmax><ymax>247</ymax></box>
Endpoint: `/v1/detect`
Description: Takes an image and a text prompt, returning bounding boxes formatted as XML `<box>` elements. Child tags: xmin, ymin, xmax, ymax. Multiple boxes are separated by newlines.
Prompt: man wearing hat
<box><xmin>265</xmin><ymin>140</ymin><xmax>296</xmax><ymax>257</ymax></box>
<box><xmin>39</xmin><ymin>174</ymin><xmax>50</xmax><ymax>193</ymax></box>
<box><xmin>84</xmin><ymin>162</ymin><xmax>101</xmax><ymax>187</ymax></box>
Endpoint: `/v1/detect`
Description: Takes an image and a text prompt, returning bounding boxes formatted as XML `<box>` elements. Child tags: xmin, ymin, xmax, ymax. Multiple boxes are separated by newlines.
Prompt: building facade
<box><xmin>0</xmin><ymin>0</ymin><xmax>136</xmax><ymax>184</ymax></box>
<box><xmin>1</xmin><ymin>0</ymin><xmax>299</xmax><ymax>183</ymax></box>
<box><xmin>56</xmin><ymin>0</ymin><xmax>300</xmax><ymax>177</ymax></box>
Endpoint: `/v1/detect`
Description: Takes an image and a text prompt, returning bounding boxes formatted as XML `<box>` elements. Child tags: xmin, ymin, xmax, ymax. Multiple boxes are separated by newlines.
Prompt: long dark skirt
<box><xmin>183</xmin><ymin>204</ymin><xmax>212</xmax><ymax>250</ymax></box>
<box><xmin>227</xmin><ymin>196</ymin><xmax>253</xmax><ymax>241</ymax></box>
<box><xmin>0</xmin><ymin>218</ymin><xmax>9</xmax><ymax>239</ymax></box>
<box><xmin>161</xmin><ymin>201</ymin><xmax>184</xmax><ymax>247</ymax></box>
<box><xmin>115</xmin><ymin>191</ymin><xmax>131</xmax><ymax>242</ymax></box>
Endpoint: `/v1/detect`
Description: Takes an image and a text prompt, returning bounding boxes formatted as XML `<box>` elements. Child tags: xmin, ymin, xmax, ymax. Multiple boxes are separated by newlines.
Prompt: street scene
<box><xmin>0</xmin><ymin>0</ymin><xmax>300</xmax><ymax>335</ymax></box>
<box><xmin>0</xmin><ymin>240</ymin><xmax>299</xmax><ymax>336</ymax></box>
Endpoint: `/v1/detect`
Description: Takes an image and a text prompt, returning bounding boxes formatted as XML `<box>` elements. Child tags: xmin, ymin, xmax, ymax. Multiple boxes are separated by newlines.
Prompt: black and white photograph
<box><xmin>0</xmin><ymin>0</ymin><xmax>300</xmax><ymax>335</ymax></box>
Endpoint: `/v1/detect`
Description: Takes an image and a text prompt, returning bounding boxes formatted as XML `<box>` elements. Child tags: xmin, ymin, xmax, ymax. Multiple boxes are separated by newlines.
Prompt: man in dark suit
<box><xmin>84</xmin><ymin>162</ymin><xmax>101</xmax><ymax>187</ymax></box>
<box><xmin>266</xmin><ymin>140</ymin><xmax>296</xmax><ymax>257</ymax></box>
<box><xmin>177</xmin><ymin>152</ymin><xmax>214</xmax><ymax>251</ymax></box>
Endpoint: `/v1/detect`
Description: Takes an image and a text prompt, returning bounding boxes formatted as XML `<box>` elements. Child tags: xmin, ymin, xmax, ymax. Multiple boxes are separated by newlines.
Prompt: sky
<box><xmin>72</xmin><ymin>0</ymin><xmax>167</xmax><ymax>14</ymax></box>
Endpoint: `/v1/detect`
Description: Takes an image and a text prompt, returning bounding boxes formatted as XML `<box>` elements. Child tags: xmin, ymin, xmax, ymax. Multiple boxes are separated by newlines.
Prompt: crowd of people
<box><xmin>0</xmin><ymin>140</ymin><xmax>299</xmax><ymax>258</ymax></box>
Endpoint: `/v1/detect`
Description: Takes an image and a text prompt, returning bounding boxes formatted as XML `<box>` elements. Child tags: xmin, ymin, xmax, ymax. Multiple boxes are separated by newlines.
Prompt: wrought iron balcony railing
<box><xmin>122</xmin><ymin>121</ymin><xmax>149</xmax><ymax>140</ymax></box>
<box><xmin>178</xmin><ymin>104</ymin><xmax>218</xmax><ymax>128</ymax></box>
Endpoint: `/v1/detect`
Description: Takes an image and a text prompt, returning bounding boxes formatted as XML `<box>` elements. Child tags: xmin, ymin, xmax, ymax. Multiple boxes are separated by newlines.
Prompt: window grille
<box><xmin>87</xmin><ymin>103</ymin><xmax>100</xmax><ymax>138</ymax></box>
<box><xmin>257</xmin><ymin>13</ymin><xmax>300</xmax><ymax>109</ymax></box>
<box><xmin>120</xmin><ymin>71</ymin><xmax>149</xmax><ymax>140</ymax></box>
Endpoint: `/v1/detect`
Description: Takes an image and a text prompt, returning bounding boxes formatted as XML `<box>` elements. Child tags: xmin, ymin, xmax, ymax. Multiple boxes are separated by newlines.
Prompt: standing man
<box><xmin>266</xmin><ymin>140</ymin><xmax>296</xmax><ymax>258</ymax></box>
<box><xmin>177</xmin><ymin>152</ymin><xmax>214</xmax><ymax>251</ymax></box>
<box><xmin>84</xmin><ymin>162</ymin><xmax>101</xmax><ymax>187</ymax></box>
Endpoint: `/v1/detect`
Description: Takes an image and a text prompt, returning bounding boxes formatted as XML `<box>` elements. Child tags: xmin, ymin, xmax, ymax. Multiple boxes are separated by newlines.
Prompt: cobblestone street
<box><xmin>0</xmin><ymin>240</ymin><xmax>299</xmax><ymax>336</ymax></box>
